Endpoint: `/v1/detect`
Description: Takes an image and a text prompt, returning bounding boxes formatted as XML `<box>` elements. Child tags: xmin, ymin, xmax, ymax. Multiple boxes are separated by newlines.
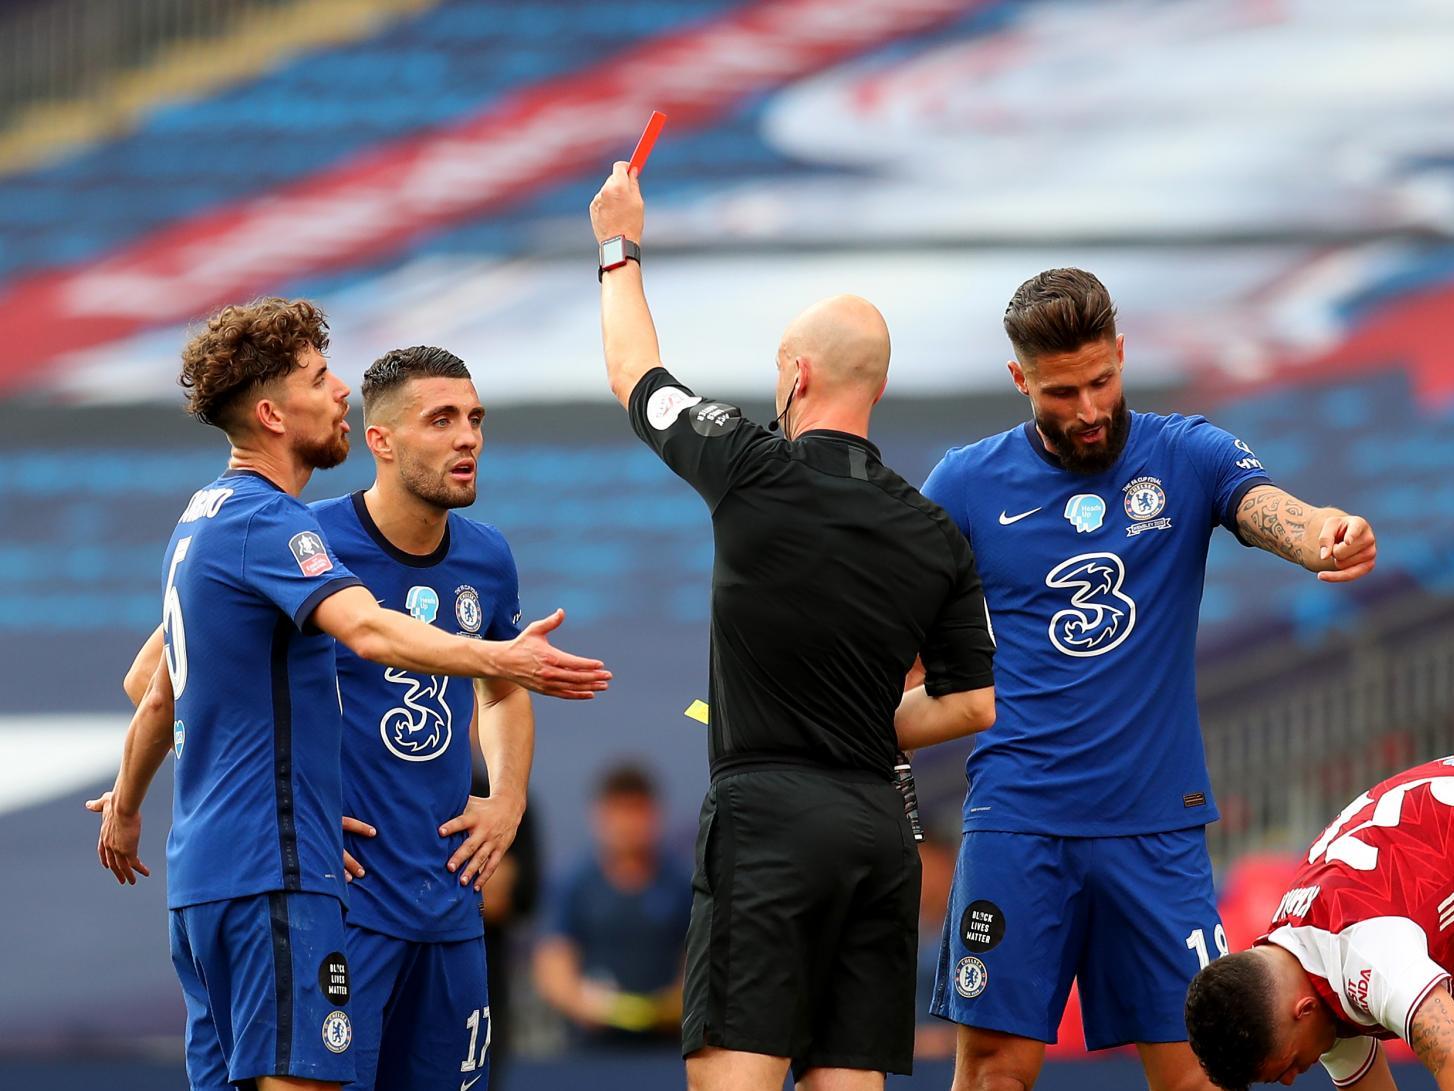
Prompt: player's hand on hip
<box><xmin>497</xmin><ymin>608</ymin><xmax>611</xmax><ymax>699</ymax></box>
<box><xmin>1317</xmin><ymin>514</ymin><xmax>1377</xmax><ymax>582</ymax></box>
<box><xmin>590</xmin><ymin>161</ymin><xmax>644</xmax><ymax>244</ymax></box>
<box><xmin>86</xmin><ymin>790</ymin><xmax>149</xmax><ymax>885</ymax></box>
<box><xmin>441</xmin><ymin>793</ymin><xmax>524</xmax><ymax>891</ymax></box>
<box><xmin>340</xmin><ymin>815</ymin><xmax>375</xmax><ymax>882</ymax></box>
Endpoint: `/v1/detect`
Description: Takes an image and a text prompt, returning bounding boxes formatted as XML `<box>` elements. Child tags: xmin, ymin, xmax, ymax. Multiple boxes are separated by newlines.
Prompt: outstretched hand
<box><xmin>1316</xmin><ymin>515</ymin><xmax>1376</xmax><ymax>583</ymax></box>
<box><xmin>498</xmin><ymin>609</ymin><xmax>610</xmax><ymax>699</ymax></box>
<box><xmin>85</xmin><ymin>790</ymin><xmax>149</xmax><ymax>886</ymax></box>
<box><xmin>590</xmin><ymin>161</ymin><xmax>644</xmax><ymax>245</ymax></box>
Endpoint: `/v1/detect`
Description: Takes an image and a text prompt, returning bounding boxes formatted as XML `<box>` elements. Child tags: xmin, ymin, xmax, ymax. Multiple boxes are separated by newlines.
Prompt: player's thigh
<box><xmin>339</xmin><ymin>925</ymin><xmax>409</xmax><ymax>1091</ymax></box>
<box><xmin>179</xmin><ymin>892</ymin><xmax>356</xmax><ymax>1087</ymax></box>
<box><xmin>375</xmin><ymin>935</ymin><xmax>491</xmax><ymax>1091</ymax></box>
<box><xmin>1078</xmin><ymin>828</ymin><xmax>1222</xmax><ymax>1051</ymax></box>
<box><xmin>950</xmin><ymin>1025</ymin><xmax>1047</xmax><ymax>1091</ymax></box>
<box><xmin>1136</xmin><ymin>1040</ymin><xmax>1220</xmax><ymax>1091</ymax></box>
<box><xmin>931</xmin><ymin>831</ymin><xmax>1088</xmax><ymax>1044</ymax></box>
<box><xmin>170</xmin><ymin>908</ymin><xmax>233</xmax><ymax>1091</ymax></box>
<box><xmin>796</xmin><ymin>779</ymin><xmax>919</xmax><ymax>1079</ymax></box>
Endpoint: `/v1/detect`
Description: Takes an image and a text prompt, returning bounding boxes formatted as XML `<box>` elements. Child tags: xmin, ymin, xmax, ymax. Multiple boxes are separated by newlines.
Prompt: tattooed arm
<box><xmin>1409</xmin><ymin>984</ymin><xmax>1454</xmax><ymax>1090</ymax></box>
<box><xmin>1233</xmin><ymin>485</ymin><xmax>1377</xmax><ymax>583</ymax></box>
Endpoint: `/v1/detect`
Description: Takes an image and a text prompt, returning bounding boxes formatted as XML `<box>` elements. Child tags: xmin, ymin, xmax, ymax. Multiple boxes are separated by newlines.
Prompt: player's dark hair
<box><xmin>1184</xmin><ymin>951</ymin><xmax>1279</xmax><ymax>1091</ymax></box>
<box><xmin>179</xmin><ymin>298</ymin><xmax>330</xmax><ymax>431</ymax></box>
<box><xmin>596</xmin><ymin>763</ymin><xmax>658</xmax><ymax>802</ymax></box>
<box><xmin>361</xmin><ymin>345</ymin><xmax>471</xmax><ymax>421</ymax></box>
<box><xmin>1003</xmin><ymin>268</ymin><xmax>1118</xmax><ymax>365</ymax></box>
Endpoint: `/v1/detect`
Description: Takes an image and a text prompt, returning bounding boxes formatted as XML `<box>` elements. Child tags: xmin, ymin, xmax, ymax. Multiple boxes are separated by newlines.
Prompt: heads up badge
<box><xmin>1063</xmin><ymin>493</ymin><xmax>1107</xmax><ymax>533</ymax></box>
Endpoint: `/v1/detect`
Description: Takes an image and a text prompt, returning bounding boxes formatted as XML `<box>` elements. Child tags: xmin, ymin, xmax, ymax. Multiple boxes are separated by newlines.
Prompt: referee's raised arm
<box><xmin>590</xmin><ymin>161</ymin><xmax>659</xmax><ymax>407</ymax></box>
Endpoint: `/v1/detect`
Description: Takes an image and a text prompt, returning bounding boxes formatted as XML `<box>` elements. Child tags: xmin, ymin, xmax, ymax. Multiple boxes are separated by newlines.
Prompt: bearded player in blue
<box><xmin>311</xmin><ymin>346</ymin><xmax>531</xmax><ymax>1091</ymax></box>
<box><xmin>91</xmin><ymin>301</ymin><xmax>609</xmax><ymax>1091</ymax></box>
<box><xmin>922</xmin><ymin>270</ymin><xmax>1379</xmax><ymax>1091</ymax></box>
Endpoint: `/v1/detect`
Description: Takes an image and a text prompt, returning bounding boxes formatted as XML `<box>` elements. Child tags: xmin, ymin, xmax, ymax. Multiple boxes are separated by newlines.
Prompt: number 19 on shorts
<box><xmin>1185</xmin><ymin>925</ymin><xmax>1228</xmax><ymax>969</ymax></box>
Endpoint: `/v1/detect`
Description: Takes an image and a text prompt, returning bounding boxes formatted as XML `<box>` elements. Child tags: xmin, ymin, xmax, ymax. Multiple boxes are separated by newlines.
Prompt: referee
<box><xmin>590</xmin><ymin>162</ymin><xmax>998</xmax><ymax>1091</ymax></box>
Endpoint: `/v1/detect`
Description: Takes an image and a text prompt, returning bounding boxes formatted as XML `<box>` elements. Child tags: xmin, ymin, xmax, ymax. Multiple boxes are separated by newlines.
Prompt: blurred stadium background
<box><xmin>0</xmin><ymin>0</ymin><xmax>1450</xmax><ymax>1087</ymax></box>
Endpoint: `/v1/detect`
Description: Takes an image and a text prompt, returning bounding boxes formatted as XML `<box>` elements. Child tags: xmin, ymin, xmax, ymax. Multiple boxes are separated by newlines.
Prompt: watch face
<box><xmin>601</xmin><ymin>237</ymin><xmax>626</xmax><ymax>268</ymax></box>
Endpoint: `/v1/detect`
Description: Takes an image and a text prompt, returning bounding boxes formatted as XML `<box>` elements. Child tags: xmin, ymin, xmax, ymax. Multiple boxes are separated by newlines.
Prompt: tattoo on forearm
<box><xmin>1236</xmin><ymin>489</ymin><xmax>1310</xmax><ymax>565</ymax></box>
<box><xmin>1411</xmin><ymin>988</ymin><xmax>1454</xmax><ymax>1078</ymax></box>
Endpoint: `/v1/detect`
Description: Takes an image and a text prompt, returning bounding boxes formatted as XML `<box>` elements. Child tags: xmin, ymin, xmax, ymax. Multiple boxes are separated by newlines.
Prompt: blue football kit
<box><xmin>922</xmin><ymin>414</ymin><xmax>1273</xmax><ymax>1047</ymax></box>
<box><xmin>162</xmin><ymin>469</ymin><xmax>363</xmax><ymax>1088</ymax></box>
<box><xmin>312</xmin><ymin>492</ymin><xmax>522</xmax><ymax>1091</ymax></box>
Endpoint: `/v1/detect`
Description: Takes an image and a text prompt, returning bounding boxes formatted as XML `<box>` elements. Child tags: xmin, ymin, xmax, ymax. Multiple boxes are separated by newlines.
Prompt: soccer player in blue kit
<box><xmin>310</xmin><ymin>345</ymin><xmax>531</xmax><ymax>1091</ymax></box>
<box><xmin>89</xmin><ymin>299</ymin><xmax>608</xmax><ymax>1091</ymax></box>
<box><xmin>921</xmin><ymin>269</ymin><xmax>1378</xmax><ymax>1091</ymax></box>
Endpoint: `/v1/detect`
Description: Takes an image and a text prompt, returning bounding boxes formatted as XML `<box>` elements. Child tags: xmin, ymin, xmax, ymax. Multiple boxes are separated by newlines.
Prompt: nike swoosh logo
<box><xmin>460</xmin><ymin>1077</ymin><xmax>483</xmax><ymax>1091</ymax></box>
<box><xmin>998</xmin><ymin>508</ymin><xmax>1041</xmax><ymax>525</ymax></box>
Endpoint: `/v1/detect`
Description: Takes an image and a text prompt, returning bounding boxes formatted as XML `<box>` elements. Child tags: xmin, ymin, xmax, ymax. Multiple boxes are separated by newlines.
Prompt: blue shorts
<box><xmin>930</xmin><ymin>828</ymin><xmax>1223</xmax><ymax>1050</ymax></box>
<box><xmin>170</xmin><ymin>891</ymin><xmax>355</xmax><ymax>1089</ymax></box>
<box><xmin>345</xmin><ymin>924</ymin><xmax>490</xmax><ymax>1091</ymax></box>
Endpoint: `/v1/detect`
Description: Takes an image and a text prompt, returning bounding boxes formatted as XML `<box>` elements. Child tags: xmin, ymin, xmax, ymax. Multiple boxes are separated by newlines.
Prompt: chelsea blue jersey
<box><xmin>163</xmin><ymin>470</ymin><xmax>362</xmax><ymax>909</ymax></box>
<box><xmin>312</xmin><ymin>492</ymin><xmax>523</xmax><ymax>942</ymax></box>
<box><xmin>922</xmin><ymin>414</ymin><xmax>1273</xmax><ymax>837</ymax></box>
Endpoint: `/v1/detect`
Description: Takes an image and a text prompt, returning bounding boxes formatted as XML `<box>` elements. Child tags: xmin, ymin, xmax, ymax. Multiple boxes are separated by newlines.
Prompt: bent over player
<box><xmin>921</xmin><ymin>269</ymin><xmax>1378</xmax><ymax>1091</ymax></box>
<box><xmin>591</xmin><ymin>162</ymin><xmax>998</xmax><ymax>1091</ymax></box>
<box><xmin>1186</xmin><ymin>757</ymin><xmax>1454</xmax><ymax>1090</ymax></box>
<box><xmin>89</xmin><ymin>299</ymin><xmax>607</xmax><ymax>1091</ymax></box>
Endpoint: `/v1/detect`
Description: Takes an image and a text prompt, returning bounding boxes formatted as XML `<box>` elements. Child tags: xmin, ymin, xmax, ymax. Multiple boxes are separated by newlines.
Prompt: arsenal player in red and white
<box><xmin>1185</xmin><ymin>757</ymin><xmax>1454</xmax><ymax>1090</ymax></box>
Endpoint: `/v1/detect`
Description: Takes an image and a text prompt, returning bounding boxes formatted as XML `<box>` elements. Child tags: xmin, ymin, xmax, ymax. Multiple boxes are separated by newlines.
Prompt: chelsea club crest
<box><xmin>454</xmin><ymin>586</ymin><xmax>483</xmax><ymax>633</ymax></box>
<box><xmin>955</xmin><ymin>956</ymin><xmax>988</xmax><ymax>999</ymax></box>
<box><xmin>1123</xmin><ymin>477</ymin><xmax>1166</xmax><ymax>520</ymax></box>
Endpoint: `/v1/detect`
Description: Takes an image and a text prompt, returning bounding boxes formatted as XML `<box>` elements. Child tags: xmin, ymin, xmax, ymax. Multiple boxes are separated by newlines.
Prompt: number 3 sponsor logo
<box><xmin>1044</xmin><ymin>552</ymin><xmax>1136</xmax><ymax>657</ymax></box>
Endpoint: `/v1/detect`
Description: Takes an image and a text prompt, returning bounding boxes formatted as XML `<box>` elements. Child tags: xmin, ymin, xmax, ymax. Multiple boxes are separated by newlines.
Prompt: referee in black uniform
<box><xmin>590</xmin><ymin>162</ymin><xmax>998</xmax><ymax>1091</ymax></box>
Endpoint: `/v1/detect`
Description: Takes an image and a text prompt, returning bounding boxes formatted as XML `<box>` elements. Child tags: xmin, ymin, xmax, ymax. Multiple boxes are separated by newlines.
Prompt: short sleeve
<box><xmin>543</xmin><ymin>869</ymin><xmax>585</xmax><ymax>943</ymax></box>
<box><xmin>921</xmin><ymin>529</ymin><xmax>996</xmax><ymax>696</ymax></box>
<box><xmin>921</xmin><ymin>453</ymin><xmax>967</xmax><ymax>534</ymax></box>
<box><xmin>1179</xmin><ymin>417</ymin><xmax>1274</xmax><ymax>539</ymax></box>
<box><xmin>1320</xmin><ymin>1036</ymin><xmax>1379</xmax><ymax>1087</ymax></box>
<box><xmin>627</xmin><ymin>366</ymin><xmax>772</xmax><ymax>510</ymax></box>
<box><xmin>485</xmin><ymin>535</ymin><xmax>523</xmax><ymax>641</ymax></box>
<box><xmin>1340</xmin><ymin>917</ymin><xmax>1451</xmax><ymax>1042</ymax></box>
<box><xmin>241</xmin><ymin>498</ymin><xmax>361</xmax><ymax>631</ymax></box>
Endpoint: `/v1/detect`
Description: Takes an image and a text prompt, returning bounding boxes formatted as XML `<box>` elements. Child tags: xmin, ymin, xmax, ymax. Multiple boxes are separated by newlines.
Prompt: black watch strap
<box><xmin>598</xmin><ymin>237</ymin><xmax>642</xmax><ymax>281</ymax></box>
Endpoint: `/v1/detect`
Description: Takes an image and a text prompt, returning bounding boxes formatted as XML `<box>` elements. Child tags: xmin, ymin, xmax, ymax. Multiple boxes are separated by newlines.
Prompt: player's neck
<box><xmin>361</xmin><ymin>478</ymin><xmax>448</xmax><ymax>556</ymax></box>
<box><xmin>226</xmin><ymin>446</ymin><xmax>311</xmax><ymax>496</ymax></box>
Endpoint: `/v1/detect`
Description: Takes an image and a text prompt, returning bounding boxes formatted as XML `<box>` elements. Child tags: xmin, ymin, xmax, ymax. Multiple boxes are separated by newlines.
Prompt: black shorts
<box><xmin>681</xmin><ymin>766</ymin><xmax>920</xmax><ymax>1076</ymax></box>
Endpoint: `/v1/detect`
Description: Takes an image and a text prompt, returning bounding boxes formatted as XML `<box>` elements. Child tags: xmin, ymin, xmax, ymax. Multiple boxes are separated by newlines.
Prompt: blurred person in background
<box><xmin>922</xmin><ymin>268</ymin><xmax>1379</xmax><ymax>1091</ymax></box>
<box><xmin>533</xmin><ymin>763</ymin><xmax>692</xmax><ymax>1049</ymax></box>
<box><xmin>91</xmin><ymin>304</ymin><xmax>608</xmax><ymax>1091</ymax></box>
<box><xmin>1185</xmin><ymin>756</ymin><xmax>1454</xmax><ymax>1090</ymax></box>
<box><xmin>591</xmin><ymin>163</ymin><xmax>997</xmax><ymax>1091</ymax></box>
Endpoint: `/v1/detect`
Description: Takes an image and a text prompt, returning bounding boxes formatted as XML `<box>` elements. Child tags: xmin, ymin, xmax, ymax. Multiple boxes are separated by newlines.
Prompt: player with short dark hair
<box><xmin>921</xmin><ymin>269</ymin><xmax>1379</xmax><ymax>1091</ymax></box>
<box><xmin>88</xmin><ymin>301</ymin><xmax>608</xmax><ymax>1091</ymax></box>
<box><xmin>1185</xmin><ymin>757</ymin><xmax>1454</xmax><ymax>1090</ymax></box>
<box><xmin>309</xmin><ymin>344</ymin><xmax>532</xmax><ymax>1091</ymax></box>
<box><xmin>590</xmin><ymin>163</ymin><xmax>998</xmax><ymax>1091</ymax></box>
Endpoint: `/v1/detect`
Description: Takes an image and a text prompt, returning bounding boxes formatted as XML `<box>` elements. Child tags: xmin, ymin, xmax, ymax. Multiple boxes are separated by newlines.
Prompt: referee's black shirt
<box><xmin>630</xmin><ymin>367</ymin><xmax>995</xmax><ymax>780</ymax></box>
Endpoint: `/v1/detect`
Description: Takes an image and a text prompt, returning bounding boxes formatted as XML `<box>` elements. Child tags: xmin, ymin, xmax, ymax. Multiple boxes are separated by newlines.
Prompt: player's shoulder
<box><xmin>932</xmin><ymin>423</ymin><xmax>1025</xmax><ymax>474</ymax></box>
<box><xmin>1132</xmin><ymin>410</ymin><xmax>1230</xmax><ymax>445</ymax></box>
<box><xmin>448</xmin><ymin>513</ymin><xmax>515</xmax><ymax>560</ymax></box>
<box><xmin>307</xmin><ymin>491</ymin><xmax>356</xmax><ymax>525</ymax></box>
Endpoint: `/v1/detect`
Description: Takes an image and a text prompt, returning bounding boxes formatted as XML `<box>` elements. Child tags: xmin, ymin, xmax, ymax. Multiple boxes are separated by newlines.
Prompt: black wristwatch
<box><xmin>598</xmin><ymin>236</ymin><xmax>641</xmax><ymax>281</ymax></box>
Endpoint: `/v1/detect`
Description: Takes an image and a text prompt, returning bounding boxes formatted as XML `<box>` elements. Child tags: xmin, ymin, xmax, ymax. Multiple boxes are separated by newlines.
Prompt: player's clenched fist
<box><xmin>1316</xmin><ymin>514</ymin><xmax>1376</xmax><ymax>583</ymax></box>
<box><xmin>590</xmin><ymin>161</ymin><xmax>644</xmax><ymax>244</ymax></box>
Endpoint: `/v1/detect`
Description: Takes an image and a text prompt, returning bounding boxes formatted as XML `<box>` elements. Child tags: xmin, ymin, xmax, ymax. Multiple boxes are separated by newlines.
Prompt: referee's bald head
<box><xmin>779</xmin><ymin>295</ymin><xmax>891</xmax><ymax>396</ymax></box>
